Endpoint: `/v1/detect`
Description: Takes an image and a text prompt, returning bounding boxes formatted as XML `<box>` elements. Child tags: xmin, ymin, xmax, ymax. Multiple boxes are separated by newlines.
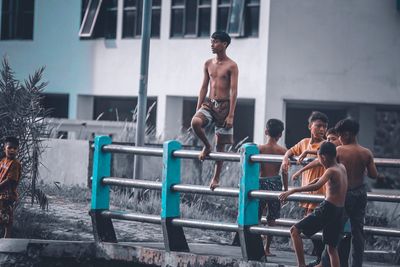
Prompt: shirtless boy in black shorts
<box><xmin>280</xmin><ymin>142</ymin><xmax>348</xmax><ymax>267</ymax></box>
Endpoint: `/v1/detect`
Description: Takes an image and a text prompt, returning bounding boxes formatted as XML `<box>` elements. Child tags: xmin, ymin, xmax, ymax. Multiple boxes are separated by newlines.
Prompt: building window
<box><xmin>1</xmin><ymin>0</ymin><xmax>34</xmax><ymax>40</ymax></box>
<box><xmin>217</xmin><ymin>0</ymin><xmax>259</xmax><ymax>37</ymax></box>
<box><xmin>80</xmin><ymin>0</ymin><xmax>117</xmax><ymax>39</ymax></box>
<box><xmin>41</xmin><ymin>93</ymin><xmax>69</xmax><ymax>118</ymax></box>
<box><xmin>170</xmin><ymin>0</ymin><xmax>211</xmax><ymax>38</ymax></box>
<box><xmin>93</xmin><ymin>96</ymin><xmax>157</xmax><ymax>128</ymax></box>
<box><xmin>122</xmin><ymin>0</ymin><xmax>161</xmax><ymax>38</ymax></box>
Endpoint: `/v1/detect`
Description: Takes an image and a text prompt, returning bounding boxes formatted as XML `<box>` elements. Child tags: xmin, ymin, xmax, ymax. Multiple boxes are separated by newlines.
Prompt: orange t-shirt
<box><xmin>290</xmin><ymin>138</ymin><xmax>325</xmax><ymax>210</ymax></box>
<box><xmin>0</xmin><ymin>158</ymin><xmax>21</xmax><ymax>201</ymax></box>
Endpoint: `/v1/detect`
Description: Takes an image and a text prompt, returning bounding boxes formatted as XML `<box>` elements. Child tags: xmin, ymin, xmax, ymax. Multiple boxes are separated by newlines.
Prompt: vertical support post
<box><xmin>90</xmin><ymin>135</ymin><xmax>117</xmax><ymax>243</ymax></box>
<box><xmin>237</xmin><ymin>143</ymin><xmax>264</xmax><ymax>260</ymax></box>
<box><xmin>161</xmin><ymin>140</ymin><xmax>189</xmax><ymax>252</ymax></box>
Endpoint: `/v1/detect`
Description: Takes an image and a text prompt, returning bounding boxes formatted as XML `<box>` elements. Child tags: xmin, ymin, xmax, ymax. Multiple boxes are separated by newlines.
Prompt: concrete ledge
<box><xmin>0</xmin><ymin>239</ymin><xmax>396</xmax><ymax>267</ymax></box>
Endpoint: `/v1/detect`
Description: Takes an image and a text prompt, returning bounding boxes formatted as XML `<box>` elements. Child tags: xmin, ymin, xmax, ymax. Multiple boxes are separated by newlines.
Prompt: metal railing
<box><xmin>90</xmin><ymin>136</ymin><xmax>400</xmax><ymax>262</ymax></box>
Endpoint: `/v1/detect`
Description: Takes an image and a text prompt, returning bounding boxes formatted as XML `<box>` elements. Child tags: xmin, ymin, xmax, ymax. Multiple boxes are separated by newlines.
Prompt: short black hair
<box><xmin>211</xmin><ymin>31</ymin><xmax>231</xmax><ymax>47</ymax></box>
<box><xmin>4</xmin><ymin>136</ymin><xmax>19</xmax><ymax>147</ymax></box>
<box><xmin>318</xmin><ymin>141</ymin><xmax>336</xmax><ymax>158</ymax></box>
<box><xmin>335</xmin><ymin>118</ymin><xmax>359</xmax><ymax>136</ymax></box>
<box><xmin>266</xmin><ymin>119</ymin><xmax>284</xmax><ymax>138</ymax></box>
<box><xmin>308</xmin><ymin>111</ymin><xmax>329</xmax><ymax>124</ymax></box>
<box><xmin>326</xmin><ymin>128</ymin><xmax>338</xmax><ymax>136</ymax></box>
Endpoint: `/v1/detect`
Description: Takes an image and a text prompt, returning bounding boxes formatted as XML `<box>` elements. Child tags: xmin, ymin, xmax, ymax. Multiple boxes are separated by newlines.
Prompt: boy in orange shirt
<box><xmin>281</xmin><ymin>111</ymin><xmax>328</xmax><ymax>266</ymax></box>
<box><xmin>0</xmin><ymin>137</ymin><xmax>21</xmax><ymax>238</ymax></box>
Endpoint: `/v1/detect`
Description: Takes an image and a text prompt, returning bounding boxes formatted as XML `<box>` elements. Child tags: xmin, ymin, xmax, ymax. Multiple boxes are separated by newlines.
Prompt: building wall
<box><xmin>0</xmin><ymin>0</ymin><xmax>271</xmax><ymax>143</ymax></box>
<box><xmin>266</xmin><ymin>0</ymin><xmax>400</xmax><ymax>144</ymax></box>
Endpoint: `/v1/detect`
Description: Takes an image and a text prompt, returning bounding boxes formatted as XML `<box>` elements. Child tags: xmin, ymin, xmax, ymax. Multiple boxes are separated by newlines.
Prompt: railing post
<box><xmin>161</xmin><ymin>140</ymin><xmax>189</xmax><ymax>252</ymax></box>
<box><xmin>237</xmin><ymin>143</ymin><xmax>264</xmax><ymax>260</ymax></box>
<box><xmin>89</xmin><ymin>135</ymin><xmax>117</xmax><ymax>243</ymax></box>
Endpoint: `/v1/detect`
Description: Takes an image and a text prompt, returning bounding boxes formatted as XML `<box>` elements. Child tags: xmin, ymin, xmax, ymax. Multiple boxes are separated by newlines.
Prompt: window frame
<box><xmin>170</xmin><ymin>0</ymin><xmax>211</xmax><ymax>38</ymax></box>
<box><xmin>79</xmin><ymin>0</ymin><xmax>103</xmax><ymax>38</ymax></box>
<box><xmin>217</xmin><ymin>0</ymin><xmax>260</xmax><ymax>38</ymax></box>
<box><xmin>122</xmin><ymin>0</ymin><xmax>162</xmax><ymax>39</ymax></box>
<box><xmin>1</xmin><ymin>0</ymin><xmax>35</xmax><ymax>40</ymax></box>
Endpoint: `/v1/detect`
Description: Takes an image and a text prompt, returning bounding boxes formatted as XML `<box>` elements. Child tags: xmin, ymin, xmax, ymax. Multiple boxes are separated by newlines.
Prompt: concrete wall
<box><xmin>0</xmin><ymin>0</ymin><xmax>271</xmax><ymax>143</ymax></box>
<box><xmin>39</xmin><ymin>139</ymin><xmax>89</xmax><ymax>186</ymax></box>
<box><xmin>266</xmin><ymin>0</ymin><xmax>400</xmax><ymax>133</ymax></box>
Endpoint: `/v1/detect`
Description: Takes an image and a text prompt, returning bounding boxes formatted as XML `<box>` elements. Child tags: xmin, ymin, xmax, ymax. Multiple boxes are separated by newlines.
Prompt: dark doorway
<box><xmin>182</xmin><ymin>98</ymin><xmax>255</xmax><ymax>145</ymax></box>
<box><xmin>285</xmin><ymin>104</ymin><xmax>347</xmax><ymax>148</ymax></box>
<box><xmin>93</xmin><ymin>96</ymin><xmax>157</xmax><ymax>127</ymax></box>
<box><xmin>41</xmin><ymin>93</ymin><xmax>69</xmax><ymax>118</ymax></box>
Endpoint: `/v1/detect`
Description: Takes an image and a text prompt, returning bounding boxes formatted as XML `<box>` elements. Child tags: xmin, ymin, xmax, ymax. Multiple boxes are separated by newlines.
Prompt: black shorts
<box><xmin>294</xmin><ymin>200</ymin><xmax>344</xmax><ymax>246</ymax></box>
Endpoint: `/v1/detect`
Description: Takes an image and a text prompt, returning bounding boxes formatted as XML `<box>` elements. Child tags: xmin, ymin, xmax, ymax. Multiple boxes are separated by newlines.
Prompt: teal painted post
<box><xmin>161</xmin><ymin>140</ymin><xmax>181</xmax><ymax>218</ymax></box>
<box><xmin>90</xmin><ymin>135</ymin><xmax>116</xmax><ymax>242</ymax></box>
<box><xmin>161</xmin><ymin>140</ymin><xmax>189</xmax><ymax>252</ymax></box>
<box><xmin>238</xmin><ymin>143</ymin><xmax>260</xmax><ymax>226</ymax></box>
<box><xmin>237</xmin><ymin>143</ymin><xmax>264</xmax><ymax>260</ymax></box>
<box><xmin>91</xmin><ymin>135</ymin><xmax>112</xmax><ymax>210</ymax></box>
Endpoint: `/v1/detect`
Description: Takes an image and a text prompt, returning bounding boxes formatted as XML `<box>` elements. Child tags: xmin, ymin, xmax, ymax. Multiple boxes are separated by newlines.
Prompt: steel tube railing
<box><xmin>102</xmin><ymin>144</ymin><xmax>163</xmax><ymax>157</ymax></box>
<box><xmin>171</xmin><ymin>218</ymin><xmax>238</xmax><ymax>232</ymax></box>
<box><xmin>173</xmin><ymin>150</ymin><xmax>241</xmax><ymax>162</ymax></box>
<box><xmin>250</xmin><ymin>190</ymin><xmax>400</xmax><ymax>203</ymax></box>
<box><xmin>263</xmin><ymin>218</ymin><xmax>400</xmax><ymax>238</ymax></box>
<box><xmin>101</xmin><ymin>211</ymin><xmax>161</xmax><ymax>224</ymax></box>
<box><xmin>102</xmin><ymin>177</ymin><xmax>162</xmax><ymax>190</ymax></box>
<box><xmin>172</xmin><ymin>184</ymin><xmax>239</xmax><ymax>197</ymax></box>
<box><xmin>100</xmin><ymin>144</ymin><xmax>400</xmax><ymax>168</ymax></box>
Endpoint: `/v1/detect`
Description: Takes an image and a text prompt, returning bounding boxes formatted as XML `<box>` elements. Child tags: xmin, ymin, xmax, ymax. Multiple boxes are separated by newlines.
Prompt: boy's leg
<box><xmin>327</xmin><ymin>245</ymin><xmax>340</xmax><ymax>267</ymax></box>
<box><xmin>345</xmin><ymin>190</ymin><xmax>367</xmax><ymax>267</ymax></box>
<box><xmin>265</xmin><ymin>219</ymin><xmax>276</xmax><ymax>256</ymax></box>
<box><xmin>4</xmin><ymin>224</ymin><xmax>12</xmax><ymax>238</ymax></box>
<box><xmin>290</xmin><ymin>226</ymin><xmax>306</xmax><ymax>267</ymax></box>
<box><xmin>191</xmin><ymin>116</ymin><xmax>212</xmax><ymax>161</ymax></box>
<box><xmin>209</xmin><ymin>142</ymin><xmax>225</xmax><ymax>190</ymax></box>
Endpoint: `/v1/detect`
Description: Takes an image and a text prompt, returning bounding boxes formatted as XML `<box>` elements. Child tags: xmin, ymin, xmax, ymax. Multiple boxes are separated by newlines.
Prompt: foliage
<box><xmin>0</xmin><ymin>57</ymin><xmax>49</xmax><ymax>209</ymax></box>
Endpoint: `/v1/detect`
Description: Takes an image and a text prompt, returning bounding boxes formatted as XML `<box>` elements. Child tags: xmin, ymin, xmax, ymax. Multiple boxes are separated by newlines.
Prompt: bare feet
<box><xmin>199</xmin><ymin>146</ymin><xmax>211</xmax><ymax>161</ymax></box>
<box><xmin>209</xmin><ymin>177</ymin><xmax>219</xmax><ymax>191</ymax></box>
<box><xmin>264</xmin><ymin>250</ymin><xmax>276</xmax><ymax>257</ymax></box>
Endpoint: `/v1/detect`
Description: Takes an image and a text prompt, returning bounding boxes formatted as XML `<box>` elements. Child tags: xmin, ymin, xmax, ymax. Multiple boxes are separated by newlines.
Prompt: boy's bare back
<box><xmin>205</xmin><ymin>57</ymin><xmax>238</xmax><ymax>100</ymax></box>
<box><xmin>337</xmin><ymin>144</ymin><xmax>377</xmax><ymax>189</ymax></box>
<box><xmin>258</xmin><ymin>143</ymin><xmax>287</xmax><ymax>177</ymax></box>
<box><xmin>324</xmin><ymin>164</ymin><xmax>348</xmax><ymax>207</ymax></box>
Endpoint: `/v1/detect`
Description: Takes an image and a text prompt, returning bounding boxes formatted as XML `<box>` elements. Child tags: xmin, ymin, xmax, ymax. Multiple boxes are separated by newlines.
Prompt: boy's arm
<box><xmin>279</xmin><ymin>170</ymin><xmax>330</xmax><ymax>201</ymax></box>
<box><xmin>366</xmin><ymin>150</ymin><xmax>378</xmax><ymax>179</ymax></box>
<box><xmin>0</xmin><ymin>162</ymin><xmax>20</xmax><ymax>189</ymax></box>
<box><xmin>297</xmin><ymin>149</ymin><xmax>317</xmax><ymax>164</ymax></box>
<box><xmin>196</xmin><ymin>62</ymin><xmax>210</xmax><ymax>110</ymax></box>
<box><xmin>281</xmin><ymin>149</ymin><xmax>294</xmax><ymax>175</ymax></box>
<box><xmin>225</xmin><ymin>63</ymin><xmax>238</xmax><ymax>128</ymax></box>
<box><xmin>281</xmin><ymin>171</ymin><xmax>288</xmax><ymax>191</ymax></box>
<box><xmin>292</xmin><ymin>159</ymin><xmax>321</xmax><ymax>180</ymax></box>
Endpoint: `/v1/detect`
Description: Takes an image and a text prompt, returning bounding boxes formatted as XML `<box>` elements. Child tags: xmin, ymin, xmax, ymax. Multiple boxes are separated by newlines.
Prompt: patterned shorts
<box><xmin>0</xmin><ymin>200</ymin><xmax>14</xmax><ymax>225</ymax></box>
<box><xmin>259</xmin><ymin>175</ymin><xmax>282</xmax><ymax>222</ymax></box>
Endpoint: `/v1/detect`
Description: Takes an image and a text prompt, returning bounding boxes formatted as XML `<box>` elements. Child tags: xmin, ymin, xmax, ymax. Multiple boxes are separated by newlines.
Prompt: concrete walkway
<box><xmin>0</xmin><ymin>239</ymin><xmax>397</xmax><ymax>267</ymax></box>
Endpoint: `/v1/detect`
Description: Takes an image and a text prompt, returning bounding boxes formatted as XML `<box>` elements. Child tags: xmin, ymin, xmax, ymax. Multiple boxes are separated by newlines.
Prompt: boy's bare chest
<box><xmin>208</xmin><ymin>65</ymin><xmax>231</xmax><ymax>80</ymax></box>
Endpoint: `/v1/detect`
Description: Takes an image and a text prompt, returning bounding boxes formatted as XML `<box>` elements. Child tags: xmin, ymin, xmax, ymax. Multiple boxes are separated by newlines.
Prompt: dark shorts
<box><xmin>194</xmin><ymin>98</ymin><xmax>233</xmax><ymax>144</ymax></box>
<box><xmin>259</xmin><ymin>175</ymin><xmax>282</xmax><ymax>221</ymax></box>
<box><xmin>295</xmin><ymin>200</ymin><xmax>344</xmax><ymax>246</ymax></box>
<box><xmin>0</xmin><ymin>200</ymin><xmax>14</xmax><ymax>226</ymax></box>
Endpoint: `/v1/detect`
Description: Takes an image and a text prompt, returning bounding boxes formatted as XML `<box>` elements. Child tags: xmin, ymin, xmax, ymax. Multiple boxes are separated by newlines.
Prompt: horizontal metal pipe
<box><xmin>171</xmin><ymin>218</ymin><xmax>238</xmax><ymax>232</ymax></box>
<box><xmin>101</xmin><ymin>210</ymin><xmax>161</xmax><ymax>224</ymax></box>
<box><xmin>250</xmin><ymin>190</ymin><xmax>324</xmax><ymax>203</ymax></box>
<box><xmin>250</xmin><ymin>190</ymin><xmax>400</xmax><ymax>203</ymax></box>
<box><xmin>102</xmin><ymin>177</ymin><xmax>162</xmax><ymax>190</ymax></box>
<box><xmin>249</xmin><ymin>225</ymin><xmax>322</xmax><ymax>239</ymax></box>
<box><xmin>171</xmin><ymin>184</ymin><xmax>239</xmax><ymax>197</ymax></box>
<box><xmin>101</xmin><ymin>144</ymin><xmax>400</xmax><ymax>168</ymax></box>
<box><xmin>172</xmin><ymin>150</ymin><xmax>240</xmax><ymax>162</ymax></box>
<box><xmin>264</xmin><ymin>218</ymin><xmax>400</xmax><ymax>237</ymax></box>
<box><xmin>102</xmin><ymin>144</ymin><xmax>163</xmax><ymax>156</ymax></box>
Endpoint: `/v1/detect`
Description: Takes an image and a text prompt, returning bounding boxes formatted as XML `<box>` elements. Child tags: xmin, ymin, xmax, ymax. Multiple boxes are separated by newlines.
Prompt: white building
<box><xmin>1</xmin><ymin>0</ymin><xmax>399</xmax><ymax>149</ymax></box>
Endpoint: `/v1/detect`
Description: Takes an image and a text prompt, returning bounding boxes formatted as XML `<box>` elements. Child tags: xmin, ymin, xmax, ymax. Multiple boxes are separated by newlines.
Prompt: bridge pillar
<box><xmin>90</xmin><ymin>135</ymin><xmax>117</xmax><ymax>243</ymax></box>
<box><xmin>237</xmin><ymin>143</ymin><xmax>264</xmax><ymax>261</ymax></box>
<box><xmin>161</xmin><ymin>140</ymin><xmax>189</xmax><ymax>252</ymax></box>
